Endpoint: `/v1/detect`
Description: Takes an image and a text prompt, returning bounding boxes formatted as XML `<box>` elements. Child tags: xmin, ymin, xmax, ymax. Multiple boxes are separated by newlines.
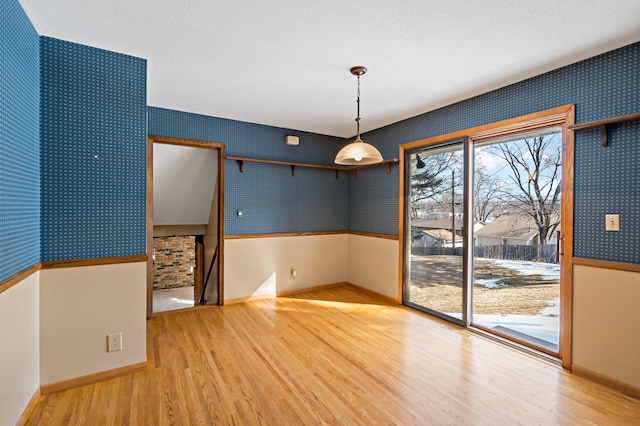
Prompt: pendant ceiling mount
<box><xmin>350</xmin><ymin>65</ymin><xmax>367</xmax><ymax>76</ymax></box>
<box><xmin>334</xmin><ymin>65</ymin><xmax>384</xmax><ymax>165</ymax></box>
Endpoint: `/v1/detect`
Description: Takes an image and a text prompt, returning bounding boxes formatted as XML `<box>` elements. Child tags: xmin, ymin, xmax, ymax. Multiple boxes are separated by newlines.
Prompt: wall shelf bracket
<box><xmin>226</xmin><ymin>155</ymin><xmax>399</xmax><ymax>178</ymax></box>
<box><xmin>568</xmin><ymin>112</ymin><xmax>640</xmax><ymax>148</ymax></box>
<box><xmin>600</xmin><ymin>125</ymin><xmax>608</xmax><ymax>148</ymax></box>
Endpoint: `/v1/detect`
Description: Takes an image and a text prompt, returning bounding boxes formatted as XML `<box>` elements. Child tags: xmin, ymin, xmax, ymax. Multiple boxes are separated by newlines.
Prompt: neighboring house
<box><xmin>414</xmin><ymin>228</ymin><xmax>463</xmax><ymax>248</ymax></box>
<box><xmin>412</xmin><ymin>219</ymin><xmax>484</xmax><ymax>243</ymax></box>
<box><xmin>412</xmin><ymin>218</ymin><xmax>465</xmax><ymax>236</ymax></box>
<box><xmin>473</xmin><ymin>222</ymin><xmax>485</xmax><ymax>234</ymax></box>
<box><xmin>475</xmin><ymin>215</ymin><xmax>557</xmax><ymax>246</ymax></box>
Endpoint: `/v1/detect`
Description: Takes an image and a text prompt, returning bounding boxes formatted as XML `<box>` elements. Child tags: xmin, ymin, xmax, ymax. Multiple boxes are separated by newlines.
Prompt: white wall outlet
<box><xmin>605</xmin><ymin>214</ymin><xmax>620</xmax><ymax>231</ymax></box>
<box><xmin>107</xmin><ymin>332</ymin><xmax>123</xmax><ymax>352</ymax></box>
<box><xmin>290</xmin><ymin>268</ymin><xmax>297</xmax><ymax>280</ymax></box>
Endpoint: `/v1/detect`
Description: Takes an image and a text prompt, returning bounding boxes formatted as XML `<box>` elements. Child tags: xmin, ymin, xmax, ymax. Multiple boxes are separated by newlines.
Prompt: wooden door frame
<box><xmin>398</xmin><ymin>104</ymin><xmax>575</xmax><ymax>368</ymax></box>
<box><xmin>146</xmin><ymin>135</ymin><xmax>226</xmax><ymax>318</ymax></box>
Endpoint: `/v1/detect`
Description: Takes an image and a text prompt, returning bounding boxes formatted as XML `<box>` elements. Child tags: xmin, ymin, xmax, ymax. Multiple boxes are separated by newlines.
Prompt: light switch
<box><xmin>605</xmin><ymin>214</ymin><xmax>619</xmax><ymax>231</ymax></box>
<box><xmin>237</xmin><ymin>209</ymin><xmax>243</xmax><ymax>218</ymax></box>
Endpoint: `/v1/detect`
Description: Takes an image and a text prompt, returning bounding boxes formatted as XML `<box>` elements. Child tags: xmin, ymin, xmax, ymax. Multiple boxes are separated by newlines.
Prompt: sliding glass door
<box><xmin>404</xmin><ymin>141</ymin><xmax>466</xmax><ymax>323</ymax></box>
<box><xmin>471</xmin><ymin>130</ymin><xmax>562</xmax><ymax>353</ymax></box>
<box><xmin>402</xmin><ymin>111</ymin><xmax>571</xmax><ymax>359</ymax></box>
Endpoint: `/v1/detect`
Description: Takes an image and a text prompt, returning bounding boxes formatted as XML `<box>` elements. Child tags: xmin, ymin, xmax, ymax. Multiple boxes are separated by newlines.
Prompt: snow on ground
<box><xmin>423</xmin><ymin>256</ymin><xmax>562</xmax><ymax>347</ymax></box>
<box><xmin>485</xmin><ymin>258</ymin><xmax>559</xmax><ymax>281</ymax></box>
<box><xmin>474</xmin><ymin>314</ymin><xmax>559</xmax><ymax>347</ymax></box>
<box><xmin>540</xmin><ymin>297</ymin><xmax>560</xmax><ymax>316</ymax></box>
<box><xmin>473</xmin><ymin>259</ymin><xmax>560</xmax><ymax>347</ymax></box>
<box><xmin>472</xmin><ymin>260</ymin><xmax>560</xmax><ymax>346</ymax></box>
<box><xmin>474</xmin><ymin>259</ymin><xmax>559</xmax><ymax>288</ymax></box>
<box><xmin>474</xmin><ymin>278</ymin><xmax>507</xmax><ymax>289</ymax></box>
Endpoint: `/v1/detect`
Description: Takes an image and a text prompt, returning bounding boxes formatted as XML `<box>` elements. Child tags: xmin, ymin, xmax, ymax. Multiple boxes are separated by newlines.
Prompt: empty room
<box><xmin>2</xmin><ymin>0</ymin><xmax>640</xmax><ymax>424</ymax></box>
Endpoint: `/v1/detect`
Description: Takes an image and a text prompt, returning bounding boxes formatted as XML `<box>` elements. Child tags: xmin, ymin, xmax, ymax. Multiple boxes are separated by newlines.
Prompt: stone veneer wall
<box><xmin>153</xmin><ymin>235</ymin><xmax>195</xmax><ymax>290</ymax></box>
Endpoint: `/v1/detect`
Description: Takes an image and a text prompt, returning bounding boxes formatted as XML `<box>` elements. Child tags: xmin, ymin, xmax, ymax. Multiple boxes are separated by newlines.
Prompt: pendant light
<box><xmin>334</xmin><ymin>66</ymin><xmax>384</xmax><ymax>165</ymax></box>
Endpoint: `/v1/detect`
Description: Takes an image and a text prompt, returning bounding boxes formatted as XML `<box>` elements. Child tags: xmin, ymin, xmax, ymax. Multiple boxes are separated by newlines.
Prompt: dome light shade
<box><xmin>334</xmin><ymin>66</ymin><xmax>383</xmax><ymax>165</ymax></box>
<box><xmin>335</xmin><ymin>138</ymin><xmax>383</xmax><ymax>165</ymax></box>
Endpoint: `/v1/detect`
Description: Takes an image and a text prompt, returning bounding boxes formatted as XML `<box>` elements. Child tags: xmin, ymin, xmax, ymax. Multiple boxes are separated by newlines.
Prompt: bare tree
<box><xmin>490</xmin><ymin>134</ymin><xmax>562</xmax><ymax>252</ymax></box>
<box><xmin>473</xmin><ymin>164</ymin><xmax>503</xmax><ymax>223</ymax></box>
<box><xmin>409</xmin><ymin>152</ymin><xmax>460</xmax><ymax>218</ymax></box>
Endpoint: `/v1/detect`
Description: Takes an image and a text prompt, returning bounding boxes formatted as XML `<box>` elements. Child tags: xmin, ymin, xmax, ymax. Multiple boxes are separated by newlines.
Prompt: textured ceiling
<box><xmin>18</xmin><ymin>0</ymin><xmax>640</xmax><ymax>137</ymax></box>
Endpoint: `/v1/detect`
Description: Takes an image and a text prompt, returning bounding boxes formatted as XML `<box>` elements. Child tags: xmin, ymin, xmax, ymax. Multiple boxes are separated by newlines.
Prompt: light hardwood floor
<box><xmin>23</xmin><ymin>285</ymin><xmax>640</xmax><ymax>425</ymax></box>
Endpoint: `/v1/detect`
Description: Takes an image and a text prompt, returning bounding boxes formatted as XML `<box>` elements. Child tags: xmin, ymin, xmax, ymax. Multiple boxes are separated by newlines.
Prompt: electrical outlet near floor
<box><xmin>107</xmin><ymin>332</ymin><xmax>123</xmax><ymax>352</ymax></box>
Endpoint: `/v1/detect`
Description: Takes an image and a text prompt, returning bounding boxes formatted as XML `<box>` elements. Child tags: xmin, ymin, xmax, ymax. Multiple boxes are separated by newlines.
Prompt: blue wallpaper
<box><xmin>148</xmin><ymin>107</ymin><xmax>342</xmax><ymax>164</ymax></box>
<box><xmin>0</xmin><ymin>0</ymin><xmax>40</xmax><ymax>281</ymax></box>
<box><xmin>35</xmin><ymin>38</ymin><xmax>637</xmax><ymax>263</ymax></box>
<box><xmin>348</xmin><ymin>166</ymin><xmax>399</xmax><ymax>236</ymax></box>
<box><xmin>40</xmin><ymin>37</ymin><xmax>147</xmax><ymax>261</ymax></box>
<box><xmin>360</xmin><ymin>42</ymin><xmax>640</xmax><ymax>263</ymax></box>
<box><xmin>227</xmin><ymin>163</ymin><xmax>348</xmax><ymax>234</ymax></box>
<box><xmin>148</xmin><ymin>107</ymin><xmax>349</xmax><ymax>234</ymax></box>
<box><xmin>574</xmin><ymin>122</ymin><xmax>639</xmax><ymax>264</ymax></box>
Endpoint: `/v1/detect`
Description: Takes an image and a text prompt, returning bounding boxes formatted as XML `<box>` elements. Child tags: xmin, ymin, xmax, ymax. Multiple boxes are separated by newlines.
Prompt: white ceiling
<box><xmin>153</xmin><ymin>143</ymin><xmax>218</xmax><ymax>226</ymax></box>
<box><xmin>19</xmin><ymin>0</ymin><xmax>640</xmax><ymax>138</ymax></box>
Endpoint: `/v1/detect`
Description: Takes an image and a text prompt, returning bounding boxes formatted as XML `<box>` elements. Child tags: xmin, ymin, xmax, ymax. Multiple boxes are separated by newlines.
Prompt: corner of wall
<box><xmin>224</xmin><ymin>234</ymin><xmax>348</xmax><ymax>301</ymax></box>
<box><xmin>0</xmin><ymin>272</ymin><xmax>40</xmax><ymax>426</ymax></box>
<box><xmin>347</xmin><ymin>234</ymin><xmax>399</xmax><ymax>300</ymax></box>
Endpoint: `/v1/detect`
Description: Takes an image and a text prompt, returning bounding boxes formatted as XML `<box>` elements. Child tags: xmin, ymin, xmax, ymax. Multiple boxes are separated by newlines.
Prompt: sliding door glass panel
<box><xmin>406</xmin><ymin>143</ymin><xmax>465</xmax><ymax>321</ymax></box>
<box><xmin>472</xmin><ymin>130</ymin><xmax>561</xmax><ymax>352</ymax></box>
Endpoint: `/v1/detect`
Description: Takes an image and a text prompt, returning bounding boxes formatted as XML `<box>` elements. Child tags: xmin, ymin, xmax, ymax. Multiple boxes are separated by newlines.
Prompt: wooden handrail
<box><xmin>199</xmin><ymin>246</ymin><xmax>218</xmax><ymax>305</ymax></box>
<box><xmin>567</xmin><ymin>112</ymin><xmax>640</xmax><ymax>147</ymax></box>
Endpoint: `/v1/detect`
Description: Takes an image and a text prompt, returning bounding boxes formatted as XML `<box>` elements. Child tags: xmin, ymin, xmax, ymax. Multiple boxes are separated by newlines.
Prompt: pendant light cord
<box><xmin>334</xmin><ymin>65</ymin><xmax>382</xmax><ymax>165</ymax></box>
<box><xmin>355</xmin><ymin>73</ymin><xmax>362</xmax><ymax>141</ymax></box>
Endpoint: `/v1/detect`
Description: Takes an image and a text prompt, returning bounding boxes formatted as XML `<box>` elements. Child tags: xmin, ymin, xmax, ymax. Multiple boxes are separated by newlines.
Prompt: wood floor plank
<box><xmin>24</xmin><ymin>285</ymin><xmax>640</xmax><ymax>425</ymax></box>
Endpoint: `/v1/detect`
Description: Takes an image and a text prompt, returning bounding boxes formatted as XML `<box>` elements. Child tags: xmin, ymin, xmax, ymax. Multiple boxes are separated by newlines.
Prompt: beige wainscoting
<box><xmin>39</xmin><ymin>262</ymin><xmax>147</xmax><ymax>386</ymax></box>
<box><xmin>224</xmin><ymin>233</ymin><xmax>348</xmax><ymax>302</ymax></box>
<box><xmin>572</xmin><ymin>264</ymin><xmax>640</xmax><ymax>391</ymax></box>
<box><xmin>0</xmin><ymin>272</ymin><xmax>40</xmax><ymax>426</ymax></box>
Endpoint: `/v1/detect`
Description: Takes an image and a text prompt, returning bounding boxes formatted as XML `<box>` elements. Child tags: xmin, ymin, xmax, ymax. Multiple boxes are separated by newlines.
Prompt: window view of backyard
<box><xmin>407</xmin><ymin>131</ymin><xmax>562</xmax><ymax>352</ymax></box>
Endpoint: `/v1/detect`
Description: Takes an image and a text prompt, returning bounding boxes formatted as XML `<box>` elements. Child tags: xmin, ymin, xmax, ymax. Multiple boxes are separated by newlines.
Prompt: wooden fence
<box><xmin>411</xmin><ymin>244</ymin><xmax>558</xmax><ymax>263</ymax></box>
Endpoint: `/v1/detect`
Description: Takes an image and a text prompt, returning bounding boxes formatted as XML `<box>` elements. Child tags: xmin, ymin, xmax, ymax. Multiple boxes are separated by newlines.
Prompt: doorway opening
<box><xmin>147</xmin><ymin>136</ymin><xmax>225</xmax><ymax>317</ymax></box>
<box><xmin>152</xmin><ymin>234</ymin><xmax>199</xmax><ymax>313</ymax></box>
<box><xmin>401</xmin><ymin>105</ymin><xmax>574</xmax><ymax>365</ymax></box>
